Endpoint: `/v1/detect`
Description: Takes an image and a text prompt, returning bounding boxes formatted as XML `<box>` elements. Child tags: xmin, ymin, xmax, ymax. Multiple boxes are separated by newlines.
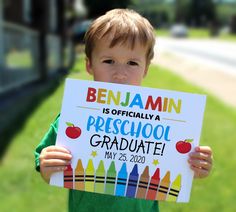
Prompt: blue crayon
<box><xmin>126</xmin><ymin>164</ymin><xmax>139</xmax><ymax>198</ymax></box>
<box><xmin>115</xmin><ymin>163</ymin><xmax>128</xmax><ymax>196</ymax></box>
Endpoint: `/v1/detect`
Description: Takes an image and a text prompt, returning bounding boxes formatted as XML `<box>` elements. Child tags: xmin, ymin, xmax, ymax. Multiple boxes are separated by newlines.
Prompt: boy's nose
<box><xmin>112</xmin><ymin>66</ymin><xmax>128</xmax><ymax>83</ymax></box>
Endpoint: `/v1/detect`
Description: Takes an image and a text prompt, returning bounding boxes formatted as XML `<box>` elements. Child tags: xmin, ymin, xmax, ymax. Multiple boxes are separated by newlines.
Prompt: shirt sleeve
<box><xmin>34</xmin><ymin>114</ymin><xmax>60</xmax><ymax>172</ymax></box>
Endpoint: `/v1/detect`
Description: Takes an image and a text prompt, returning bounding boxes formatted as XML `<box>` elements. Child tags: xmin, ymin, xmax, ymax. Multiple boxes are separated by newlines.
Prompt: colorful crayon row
<box><xmin>63</xmin><ymin>159</ymin><xmax>182</xmax><ymax>202</ymax></box>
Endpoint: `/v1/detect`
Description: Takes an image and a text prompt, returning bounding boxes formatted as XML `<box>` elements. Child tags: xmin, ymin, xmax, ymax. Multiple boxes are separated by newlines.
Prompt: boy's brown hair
<box><xmin>84</xmin><ymin>9</ymin><xmax>155</xmax><ymax>64</ymax></box>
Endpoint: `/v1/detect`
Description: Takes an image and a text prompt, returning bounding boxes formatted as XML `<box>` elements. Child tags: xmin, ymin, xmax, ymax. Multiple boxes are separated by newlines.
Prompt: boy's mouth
<box><xmin>112</xmin><ymin>80</ymin><xmax>128</xmax><ymax>85</ymax></box>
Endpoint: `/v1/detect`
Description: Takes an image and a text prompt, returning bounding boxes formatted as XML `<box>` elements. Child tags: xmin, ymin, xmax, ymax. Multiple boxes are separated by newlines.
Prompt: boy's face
<box><xmin>86</xmin><ymin>37</ymin><xmax>149</xmax><ymax>86</ymax></box>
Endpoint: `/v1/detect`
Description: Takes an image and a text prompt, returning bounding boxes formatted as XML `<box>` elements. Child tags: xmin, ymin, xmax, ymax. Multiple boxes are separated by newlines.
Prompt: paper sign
<box><xmin>50</xmin><ymin>78</ymin><xmax>206</xmax><ymax>202</ymax></box>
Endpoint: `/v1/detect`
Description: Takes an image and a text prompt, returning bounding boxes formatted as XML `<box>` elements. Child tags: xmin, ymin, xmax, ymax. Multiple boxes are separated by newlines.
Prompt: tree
<box><xmin>187</xmin><ymin>0</ymin><xmax>216</xmax><ymax>27</ymax></box>
<box><xmin>230</xmin><ymin>15</ymin><xmax>236</xmax><ymax>34</ymax></box>
<box><xmin>83</xmin><ymin>0</ymin><xmax>132</xmax><ymax>18</ymax></box>
<box><xmin>175</xmin><ymin>0</ymin><xmax>189</xmax><ymax>23</ymax></box>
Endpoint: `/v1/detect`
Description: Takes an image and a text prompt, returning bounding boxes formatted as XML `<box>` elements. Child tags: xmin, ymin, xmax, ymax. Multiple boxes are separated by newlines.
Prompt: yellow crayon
<box><xmin>74</xmin><ymin>159</ymin><xmax>84</xmax><ymax>190</ymax></box>
<box><xmin>156</xmin><ymin>171</ymin><xmax>170</xmax><ymax>201</ymax></box>
<box><xmin>85</xmin><ymin>159</ymin><xmax>95</xmax><ymax>192</ymax></box>
<box><xmin>166</xmin><ymin>174</ymin><xmax>181</xmax><ymax>202</ymax></box>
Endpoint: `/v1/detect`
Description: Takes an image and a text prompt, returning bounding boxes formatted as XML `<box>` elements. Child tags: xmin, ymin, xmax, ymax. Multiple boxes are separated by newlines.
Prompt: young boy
<box><xmin>35</xmin><ymin>9</ymin><xmax>213</xmax><ymax>212</ymax></box>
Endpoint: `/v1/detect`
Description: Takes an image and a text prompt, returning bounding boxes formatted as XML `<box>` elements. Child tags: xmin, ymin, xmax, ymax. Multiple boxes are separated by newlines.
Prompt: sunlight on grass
<box><xmin>6</xmin><ymin>50</ymin><xmax>33</xmax><ymax>68</ymax></box>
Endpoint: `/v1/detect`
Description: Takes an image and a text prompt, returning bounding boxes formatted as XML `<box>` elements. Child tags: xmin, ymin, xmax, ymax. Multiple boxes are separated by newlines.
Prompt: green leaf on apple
<box><xmin>66</xmin><ymin>122</ymin><xmax>74</xmax><ymax>127</ymax></box>
<box><xmin>185</xmin><ymin>139</ymin><xmax>193</xmax><ymax>143</ymax></box>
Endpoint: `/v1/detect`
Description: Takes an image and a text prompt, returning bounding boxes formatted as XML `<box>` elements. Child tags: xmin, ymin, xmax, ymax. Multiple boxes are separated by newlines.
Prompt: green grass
<box><xmin>188</xmin><ymin>28</ymin><xmax>210</xmax><ymax>38</ymax></box>
<box><xmin>219</xmin><ymin>33</ymin><xmax>236</xmax><ymax>41</ymax></box>
<box><xmin>6</xmin><ymin>50</ymin><xmax>33</xmax><ymax>68</ymax></box>
<box><xmin>156</xmin><ymin>27</ymin><xmax>236</xmax><ymax>41</ymax></box>
<box><xmin>156</xmin><ymin>28</ymin><xmax>210</xmax><ymax>38</ymax></box>
<box><xmin>0</xmin><ymin>57</ymin><xmax>236</xmax><ymax>211</ymax></box>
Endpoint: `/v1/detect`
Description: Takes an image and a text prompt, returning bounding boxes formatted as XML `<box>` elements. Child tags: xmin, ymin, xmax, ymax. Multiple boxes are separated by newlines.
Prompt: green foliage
<box><xmin>130</xmin><ymin>1</ymin><xmax>175</xmax><ymax>26</ymax></box>
<box><xmin>0</xmin><ymin>57</ymin><xmax>236</xmax><ymax>211</ymax></box>
<box><xmin>187</xmin><ymin>0</ymin><xmax>216</xmax><ymax>26</ymax></box>
<box><xmin>216</xmin><ymin>3</ymin><xmax>236</xmax><ymax>25</ymax></box>
<box><xmin>131</xmin><ymin>0</ymin><xmax>236</xmax><ymax>28</ymax></box>
<box><xmin>83</xmin><ymin>0</ymin><xmax>132</xmax><ymax>18</ymax></box>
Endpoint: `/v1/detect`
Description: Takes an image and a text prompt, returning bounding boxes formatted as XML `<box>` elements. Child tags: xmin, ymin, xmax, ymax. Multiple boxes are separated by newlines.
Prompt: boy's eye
<box><xmin>103</xmin><ymin>59</ymin><xmax>114</xmax><ymax>64</ymax></box>
<box><xmin>127</xmin><ymin>61</ymin><xmax>138</xmax><ymax>66</ymax></box>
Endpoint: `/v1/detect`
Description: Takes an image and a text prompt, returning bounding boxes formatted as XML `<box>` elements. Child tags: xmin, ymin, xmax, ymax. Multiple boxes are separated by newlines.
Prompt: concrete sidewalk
<box><xmin>152</xmin><ymin>51</ymin><xmax>236</xmax><ymax>108</ymax></box>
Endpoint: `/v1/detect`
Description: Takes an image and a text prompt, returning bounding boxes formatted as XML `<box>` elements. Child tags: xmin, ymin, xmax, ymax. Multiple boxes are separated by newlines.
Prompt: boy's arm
<box><xmin>34</xmin><ymin>114</ymin><xmax>72</xmax><ymax>183</ymax></box>
<box><xmin>34</xmin><ymin>114</ymin><xmax>60</xmax><ymax>172</ymax></box>
<box><xmin>188</xmin><ymin>146</ymin><xmax>213</xmax><ymax>179</ymax></box>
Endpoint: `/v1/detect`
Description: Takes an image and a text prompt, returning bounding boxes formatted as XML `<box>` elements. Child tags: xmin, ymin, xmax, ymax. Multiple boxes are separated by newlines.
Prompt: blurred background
<box><xmin>0</xmin><ymin>0</ymin><xmax>236</xmax><ymax>211</ymax></box>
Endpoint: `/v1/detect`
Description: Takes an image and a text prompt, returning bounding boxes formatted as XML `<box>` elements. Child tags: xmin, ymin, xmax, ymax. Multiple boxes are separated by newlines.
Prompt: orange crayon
<box><xmin>74</xmin><ymin>159</ymin><xmax>84</xmax><ymax>190</ymax></box>
<box><xmin>146</xmin><ymin>167</ymin><xmax>160</xmax><ymax>200</ymax></box>
<box><xmin>156</xmin><ymin>171</ymin><xmax>170</xmax><ymax>201</ymax></box>
<box><xmin>64</xmin><ymin>164</ymin><xmax>73</xmax><ymax>189</ymax></box>
<box><xmin>136</xmin><ymin>166</ymin><xmax>149</xmax><ymax>199</ymax></box>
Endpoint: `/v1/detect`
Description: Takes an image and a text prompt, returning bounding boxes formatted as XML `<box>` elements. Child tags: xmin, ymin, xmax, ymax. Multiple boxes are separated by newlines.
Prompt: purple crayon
<box><xmin>126</xmin><ymin>164</ymin><xmax>139</xmax><ymax>198</ymax></box>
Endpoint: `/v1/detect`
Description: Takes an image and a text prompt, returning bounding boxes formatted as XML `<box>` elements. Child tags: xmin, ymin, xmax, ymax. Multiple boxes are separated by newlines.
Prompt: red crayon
<box><xmin>146</xmin><ymin>168</ymin><xmax>160</xmax><ymax>200</ymax></box>
<box><xmin>64</xmin><ymin>164</ymin><xmax>73</xmax><ymax>189</ymax></box>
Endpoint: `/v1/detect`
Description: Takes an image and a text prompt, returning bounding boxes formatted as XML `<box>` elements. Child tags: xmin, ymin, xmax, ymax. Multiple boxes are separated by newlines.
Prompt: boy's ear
<box><xmin>86</xmin><ymin>57</ymin><xmax>93</xmax><ymax>75</ymax></box>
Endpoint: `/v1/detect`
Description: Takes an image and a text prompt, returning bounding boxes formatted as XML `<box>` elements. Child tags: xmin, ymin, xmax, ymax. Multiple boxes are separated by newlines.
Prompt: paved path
<box><xmin>153</xmin><ymin>37</ymin><xmax>236</xmax><ymax>108</ymax></box>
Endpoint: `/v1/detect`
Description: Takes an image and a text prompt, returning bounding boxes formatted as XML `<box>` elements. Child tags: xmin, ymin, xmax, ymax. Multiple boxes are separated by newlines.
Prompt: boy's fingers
<box><xmin>191</xmin><ymin>166</ymin><xmax>210</xmax><ymax>178</ymax></box>
<box><xmin>194</xmin><ymin>146</ymin><xmax>212</xmax><ymax>154</ymax></box>
<box><xmin>43</xmin><ymin>165</ymin><xmax>68</xmax><ymax>172</ymax></box>
<box><xmin>42</xmin><ymin>159</ymin><xmax>71</xmax><ymax>167</ymax></box>
<box><xmin>41</xmin><ymin>151</ymin><xmax>72</xmax><ymax>160</ymax></box>
<box><xmin>189</xmin><ymin>152</ymin><xmax>213</xmax><ymax>164</ymax></box>
<box><xmin>44</xmin><ymin>146</ymin><xmax>71</xmax><ymax>154</ymax></box>
<box><xmin>188</xmin><ymin>159</ymin><xmax>211</xmax><ymax>170</ymax></box>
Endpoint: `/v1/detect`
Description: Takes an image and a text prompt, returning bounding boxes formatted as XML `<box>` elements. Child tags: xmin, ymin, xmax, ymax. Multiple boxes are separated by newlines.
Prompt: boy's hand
<box><xmin>39</xmin><ymin>146</ymin><xmax>72</xmax><ymax>183</ymax></box>
<box><xmin>188</xmin><ymin>146</ymin><xmax>213</xmax><ymax>179</ymax></box>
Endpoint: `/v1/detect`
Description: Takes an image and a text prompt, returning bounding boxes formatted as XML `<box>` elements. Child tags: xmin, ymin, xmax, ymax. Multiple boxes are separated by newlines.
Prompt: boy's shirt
<box><xmin>34</xmin><ymin>115</ymin><xmax>159</xmax><ymax>212</ymax></box>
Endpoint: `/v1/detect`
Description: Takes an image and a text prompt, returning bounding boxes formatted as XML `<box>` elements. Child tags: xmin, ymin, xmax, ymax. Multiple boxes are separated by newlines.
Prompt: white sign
<box><xmin>50</xmin><ymin>78</ymin><xmax>206</xmax><ymax>202</ymax></box>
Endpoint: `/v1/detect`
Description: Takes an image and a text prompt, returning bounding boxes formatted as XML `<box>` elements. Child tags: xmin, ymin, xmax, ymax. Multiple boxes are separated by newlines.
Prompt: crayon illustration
<box><xmin>126</xmin><ymin>164</ymin><xmax>139</xmax><ymax>198</ymax></box>
<box><xmin>74</xmin><ymin>159</ymin><xmax>84</xmax><ymax>190</ymax></box>
<box><xmin>146</xmin><ymin>167</ymin><xmax>160</xmax><ymax>200</ymax></box>
<box><xmin>166</xmin><ymin>174</ymin><xmax>181</xmax><ymax>202</ymax></box>
<box><xmin>105</xmin><ymin>161</ymin><xmax>117</xmax><ymax>195</ymax></box>
<box><xmin>64</xmin><ymin>164</ymin><xmax>74</xmax><ymax>189</ymax></box>
<box><xmin>85</xmin><ymin>159</ymin><xmax>95</xmax><ymax>192</ymax></box>
<box><xmin>95</xmin><ymin>160</ymin><xmax>106</xmax><ymax>194</ymax></box>
<box><xmin>156</xmin><ymin>171</ymin><xmax>171</xmax><ymax>201</ymax></box>
<box><xmin>115</xmin><ymin>163</ymin><xmax>128</xmax><ymax>196</ymax></box>
<box><xmin>136</xmin><ymin>166</ymin><xmax>150</xmax><ymax>199</ymax></box>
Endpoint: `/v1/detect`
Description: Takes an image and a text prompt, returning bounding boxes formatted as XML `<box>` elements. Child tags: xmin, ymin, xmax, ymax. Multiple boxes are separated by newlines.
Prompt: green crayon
<box><xmin>85</xmin><ymin>159</ymin><xmax>95</xmax><ymax>192</ymax></box>
<box><xmin>95</xmin><ymin>160</ymin><xmax>106</xmax><ymax>194</ymax></box>
<box><xmin>105</xmin><ymin>161</ymin><xmax>116</xmax><ymax>195</ymax></box>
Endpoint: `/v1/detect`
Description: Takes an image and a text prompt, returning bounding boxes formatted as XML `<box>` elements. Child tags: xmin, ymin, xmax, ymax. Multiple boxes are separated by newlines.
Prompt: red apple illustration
<box><xmin>176</xmin><ymin>139</ymin><xmax>193</xmax><ymax>154</ymax></box>
<box><xmin>65</xmin><ymin>122</ymin><xmax>81</xmax><ymax>139</ymax></box>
